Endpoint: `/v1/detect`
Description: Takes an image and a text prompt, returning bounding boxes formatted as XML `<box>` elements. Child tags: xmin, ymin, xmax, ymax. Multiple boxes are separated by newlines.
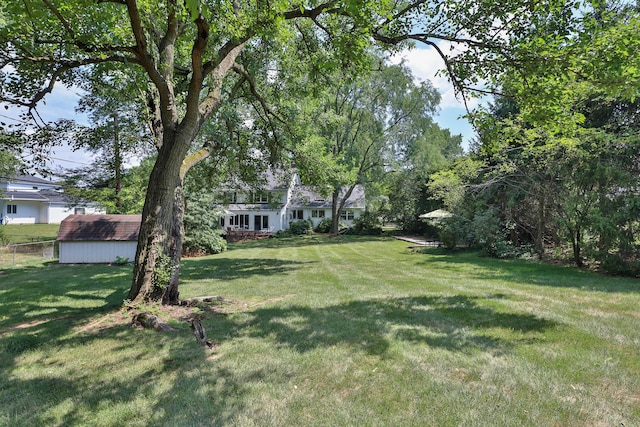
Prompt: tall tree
<box><xmin>1</xmin><ymin>0</ymin><xmax>601</xmax><ymax>304</ymax></box>
<box><xmin>294</xmin><ymin>58</ymin><xmax>441</xmax><ymax>234</ymax></box>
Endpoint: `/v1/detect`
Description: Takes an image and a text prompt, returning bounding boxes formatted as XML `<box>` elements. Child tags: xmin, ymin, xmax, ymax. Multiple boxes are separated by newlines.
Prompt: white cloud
<box><xmin>389</xmin><ymin>46</ymin><xmax>478</xmax><ymax>150</ymax></box>
<box><xmin>389</xmin><ymin>44</ymin><xmax>480</xmax><ymax>110</ymax></box>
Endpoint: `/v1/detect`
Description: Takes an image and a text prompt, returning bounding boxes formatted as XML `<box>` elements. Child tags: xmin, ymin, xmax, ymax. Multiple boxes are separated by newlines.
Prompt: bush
<box><xmin>274</xmin><ymin>229</ymin><xmax>293</xmax><ymax>238</ymax></box>
<box><xmin>596</xmin><ymin>252</ymin><xmax>640</xmax><ymax>277</ymax></box>
<box><xmin>183</xmin><ymin>194</ymin><xmax>227</xmax><ymax>256</ymax></box>
<box><xmin>352</xmin><ymin>211</ymin><xmax>383</xmax><ymax>235</ymax></box>
<box><xmin>314</xmin><ymin>217</ymin><xmax>333</xmax><ymax>233</ymax></box>
<box><xmin>289</xmin><ymin>219</ymin><xmax>312</xmax><ymax>235</ymax></box>
<box><xmin>184</xmin><ymin>231</ymin><xmax>227</xmax><ymax>255</ymax></box>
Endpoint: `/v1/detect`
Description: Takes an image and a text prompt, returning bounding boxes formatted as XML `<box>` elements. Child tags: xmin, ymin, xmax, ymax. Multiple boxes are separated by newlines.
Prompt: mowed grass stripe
<box><xmin>1</xmin><ymin>235</ymin><xmax>638</xmax><ymax>426</ymax></box>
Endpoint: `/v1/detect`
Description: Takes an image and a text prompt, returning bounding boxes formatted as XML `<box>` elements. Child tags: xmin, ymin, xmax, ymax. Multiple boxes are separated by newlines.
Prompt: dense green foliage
<box><xmin>288</xmin><ymin>219</ymin><xmax>313</xmax><ymax>235</ymax></box>
<box><xmin>314</xmin><ymin>217</ymin><xmax>334</xmax><ymax>234</ymax></box>
<box><xmin>183</xmin><ymin>194</ymin><xmax>227</xmax><ymax>255</ymax></box>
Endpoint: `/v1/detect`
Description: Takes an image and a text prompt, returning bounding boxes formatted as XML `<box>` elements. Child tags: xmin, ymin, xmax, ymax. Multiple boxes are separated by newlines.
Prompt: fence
<box><xmin>0</xmin><ymin>241</ymin><xmax>57</xmax><ymax>266</ymax></box>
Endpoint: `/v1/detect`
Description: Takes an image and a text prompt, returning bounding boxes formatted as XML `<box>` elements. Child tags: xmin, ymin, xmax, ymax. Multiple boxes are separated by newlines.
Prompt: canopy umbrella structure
<box><xmin>419</xmin><ymin>209</ymin><xmax>453</xmax><ymax>220</ymax></box>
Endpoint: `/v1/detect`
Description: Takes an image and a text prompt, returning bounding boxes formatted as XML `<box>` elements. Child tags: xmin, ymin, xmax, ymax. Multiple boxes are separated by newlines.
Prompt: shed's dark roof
<box><xmin>57</xmin><ymin>214</ymin><xmax>141</xmax><ymax>241</ymax></box>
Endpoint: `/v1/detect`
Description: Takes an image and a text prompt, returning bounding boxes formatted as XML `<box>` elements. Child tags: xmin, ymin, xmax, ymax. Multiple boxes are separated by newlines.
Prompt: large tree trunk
<box><xmin>331</xmin><ymin>191</ymin><xmax>340</xmax><ymax>235</ymax></box>
<box><xmin>164</xmin><ymin>178</ymin><xmax>185</xmax><ymax>305</ymax></box>
<box><xmin>128</xmin><ymin>134</ymin><xmax>191</xmax><ymax>304</ymax></box>
<box><xmin>330</xmin><ymin>184</ymin><xmax>357</xmax><ymax>235</ymax></box>
<box><xmin>535</xmin><ymin>189</ymin><xmax>546</xmax><ymax>260</ymax></box>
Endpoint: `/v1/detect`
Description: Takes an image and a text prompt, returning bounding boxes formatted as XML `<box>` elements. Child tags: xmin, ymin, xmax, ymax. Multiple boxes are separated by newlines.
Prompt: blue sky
<box><xmin>2</xmin><ymin>45</ymin><xmax>479</xmax><ymax>172</ymax></box>
<box><xmin>390</xmin><ymin>45</ymin><xmax>482</xmax><ymax>150</ymax></box>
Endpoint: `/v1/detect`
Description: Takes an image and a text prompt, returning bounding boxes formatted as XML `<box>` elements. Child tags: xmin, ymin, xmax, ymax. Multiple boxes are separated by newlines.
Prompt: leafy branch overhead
<box><xmin>3</xmin><ymin>0</ymin><xmax>613</xmax><ymax>120</ymax></box>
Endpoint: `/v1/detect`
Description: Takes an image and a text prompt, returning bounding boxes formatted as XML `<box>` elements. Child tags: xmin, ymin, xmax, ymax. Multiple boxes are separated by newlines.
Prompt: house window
<box><xmin>224</xmin><ymin>192</ymin><xmax>238</xmax><ymax>204</ymax></box>
<box><xmin>311</xmin><ymin>209</ymin><xmax>325</xmax><ymax>218</ymax></box>
<box><xmin>6</xmin><ymin>204</ymin><xmax>17</xmax><ymax>214</ymax></box>
<box><xmin>340</xmin><ymin>210</ymin><xmax>355</xmax><ymax>220</ymax></box>
<box><xmin>74</xmin><ymin>207</ymin><xmax>86</xmax><ymax>215</ymax></box>
<box><xmin>229</xmin><ymin>214</ymin><xmax>249</xmax><ymax>229</ymax></box>
<box><xmin>291</xmin><ymin>209</ymin><xmax>304</xmax><ymax>220</ymax></box>
<box><xmin>254</xmin><ymin>215</ymin><xmax>269</xmax><ymax>231</ymax></box>
<box><xmin>252</xmin><ymin>191</ymin><xmax>268</xmax><ymax>204</ymax></box>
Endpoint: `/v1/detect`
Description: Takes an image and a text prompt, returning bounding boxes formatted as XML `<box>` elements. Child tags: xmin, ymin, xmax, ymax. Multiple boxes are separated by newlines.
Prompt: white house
<box><xmin>215</xmin><ymin>170</ymin><xmax>366</xmax><ymax>233</ymax></box>
<box><xmin>57</xmin><ymin>214</ymin><xmax>141</xmax><ymax>264</ymax></box>
<box><xmin>0</xmin><ymin>174</ymin><xmax>104</xmax><ymax>224</ymax></box>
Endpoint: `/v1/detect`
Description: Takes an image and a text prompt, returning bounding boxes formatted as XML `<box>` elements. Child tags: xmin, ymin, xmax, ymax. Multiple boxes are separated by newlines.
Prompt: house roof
<box><xmin>220</xmin><ymin>169</ymin><xmax>292</xmax><ymax>192</ymax></box>
<box><xmin>1</xmin><ymin>189</ymin><xmax>82</xmax><ymax>204</ymax></box>
<box><xmin>289</xmin><ymin>185</ymin><xmax>366</xmax><ymax>209</ymax></box>
<box><xmin>57</xmin><ymin>214</ymin><xmax>141</xmax><ymax>242</ymax></box>
<box><xmin>1</xmin><ymin>174</ymin><xmax>59</xmax><ymax>186</ymax></box>
<box><xmin>1</xmin><ymin>190</ymin><xmax>49</xmax><ymax>201</ymax></box>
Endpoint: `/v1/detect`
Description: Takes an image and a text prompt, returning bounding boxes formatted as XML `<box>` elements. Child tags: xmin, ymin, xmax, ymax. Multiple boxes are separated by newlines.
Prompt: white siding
<box><xmin>59</xmin><ymin>241</ymin><xmax>137</xmax><ymax>264</ymax></box>
<box><xmin>5</xmin><ymin>201</ymin><xmax>40</xmax><ymax>224</ymax></box>
<box><xmin>4</xmin><ymin>181</ymin><xmax>57</xmax><ymax>192</ymax></box>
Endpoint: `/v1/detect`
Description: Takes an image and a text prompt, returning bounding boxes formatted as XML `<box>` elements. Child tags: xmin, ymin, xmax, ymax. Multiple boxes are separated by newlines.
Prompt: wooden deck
<box><xmin>225</xmin><ymin>229</ymin><xmax>272</xmax><ymax>243</ymax></box>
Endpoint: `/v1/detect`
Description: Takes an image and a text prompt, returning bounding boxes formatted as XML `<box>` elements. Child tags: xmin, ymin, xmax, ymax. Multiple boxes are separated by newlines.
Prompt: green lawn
<box><xmin>1</xmin><ymin>235</ymin><xmax>638</xmax><ymax>426</ymax></box>
<box><xmin>1</xmin><ymin>224</ymin><xmax>60</xmax><ymax>244</ymax></box>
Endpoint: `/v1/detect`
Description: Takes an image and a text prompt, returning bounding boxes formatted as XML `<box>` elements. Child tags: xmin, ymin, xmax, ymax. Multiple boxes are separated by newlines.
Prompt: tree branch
<box><xmin>231</xmin><ymin>63</ymin><xmax>287</xmax><ymax>126</ymax></box>
<box><xmin>125</xmin><ymin>0</ymin><xmax>176</xmax><ymax>131</ymax></box>
<box><xmin>198</xmin><ymin>41</ymin><xmax>247</xmax><ymax>122</ymax></box>
<box><xmin>41</xmin><ymin>0</ymin><xmax>76</xmax><ymax>38</ymax></box>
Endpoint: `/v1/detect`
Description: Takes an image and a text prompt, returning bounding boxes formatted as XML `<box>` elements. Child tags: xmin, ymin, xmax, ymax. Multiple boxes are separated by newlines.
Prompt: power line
<box><xmin>48</xmin><ymin>155</ymin><xmax>95</xmax><ymax>166</ymax></box>
<box><xmin>0</xmin><ymin>113</ymin><xmax>29</xmax><ymax>125</ymax></box>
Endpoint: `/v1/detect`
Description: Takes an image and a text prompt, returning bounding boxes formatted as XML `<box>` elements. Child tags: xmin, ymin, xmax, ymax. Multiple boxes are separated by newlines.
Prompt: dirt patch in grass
<box><xmin>69</xmin><ymin>299</ymin><xmax>235</xmax><ymax>336</ymax></box>
<box><xmin>1</xmin><ymin>318</ymin><xmax>50</xmax><ymax>334</ymax></box>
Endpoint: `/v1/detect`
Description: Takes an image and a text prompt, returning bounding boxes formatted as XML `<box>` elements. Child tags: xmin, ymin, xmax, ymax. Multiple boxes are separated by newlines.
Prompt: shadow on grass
<box><xmin>1</xmin><ymin>324</ymin><xmax>249</xmax><ymax>426</ymax></box>
<box><xmin>0</xmin><ymin>263</ymin><xmax>130</xmax><ymax>334</ymax></box>
<box><xmin>225</xmin><ymin>234</ymin><xmax>390</xmax><ymax>251</ymax></box>
<box><xmin>0</xmin><ymin>276</ymin><xmax>556</xmax><ymax>425</ymax></box>
<box><xmin>0</xmin><ymin>263</ymin><xmax>250</xmax><ymax>425</ymax></box>
<box><xmin>415</xmin><ymin>248</ymin><xmax>640</xmax><ymax>294</ymax></box>
<box><xmin>211</xmin><ymin>294</ymin><xmax>557</xmax><ymax>357</ymax></box>
<box><xmin>180</xmin><ymin>256</ymin><xmax>315</xmax><ymax>282</ymax></box>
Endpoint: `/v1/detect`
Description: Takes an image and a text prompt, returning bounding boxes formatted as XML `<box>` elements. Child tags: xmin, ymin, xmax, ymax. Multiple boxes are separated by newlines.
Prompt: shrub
<box><xmin>184</xmin><ymin>231</ymin><xmax>227</xmax><ymax>255</ymax></box>
<box><xmin>596</xmin><ymin>252</ymin><xmax>640</xmax><ymax>277</ymax></box>
<box><xmin>314</xmin><ymin>217</ymin><xmax>333</xmax><ymax>233</ymax></box>
<box><xmin>289</xmin><ymin>219</ymin><xmax>312</xmax><ymax>235</ymax></box>
<box><xmin>114</xmin><ymin>256</ymin><xmax>130</xmax><ymax>265</ymax></box>
<box><xmin>352</xmin><ymin>211</ymin><xmax>383</xmax><ymax>235</ymax></box>
<box><xmin>183</xmin><ymin>194</ymin><xmax>227</xmax><ymax>256</ymax></box>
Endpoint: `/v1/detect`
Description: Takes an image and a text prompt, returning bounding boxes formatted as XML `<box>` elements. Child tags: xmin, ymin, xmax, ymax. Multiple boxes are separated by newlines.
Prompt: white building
<box><xmin>57</xmin><ymin>214</ymin><xmax>140</xmax><ymax>264</ymax></box>
<box><xmin>216</xmin><ymin>170</ymin><xmax>366</xmax><ymax>233</ymax></box>
<box><xmin>0</xmin><ymin>174</ymin><xmax>104</xmax><ymax>224</ymax></box>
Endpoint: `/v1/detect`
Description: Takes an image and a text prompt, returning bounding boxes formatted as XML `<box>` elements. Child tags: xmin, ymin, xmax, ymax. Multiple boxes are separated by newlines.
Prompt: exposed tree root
<box><xmin>179</xmin><ymin>295</ymin><xmax>236</xmax><ymax>306</ymax></box>
<box><xmin>128</xmin><ymin>296</ymin><xmax>232</xmax><ymax>350</ymax></box>
<box><xmin>188</xmin><ymin>317</ymin><xmax>216</xmax><ymax>349</ymax></box>
<box><xmin>131</xmin><ymin>312</ymin><xmax>176</xmax><ymax>332</ymax></box>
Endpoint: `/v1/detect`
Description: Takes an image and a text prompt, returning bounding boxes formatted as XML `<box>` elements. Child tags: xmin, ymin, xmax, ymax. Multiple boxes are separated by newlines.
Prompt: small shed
<box><xmin>57</xmin><ymin>214</ymin><xmax>141</xmax><ymax>264</ymax></box>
